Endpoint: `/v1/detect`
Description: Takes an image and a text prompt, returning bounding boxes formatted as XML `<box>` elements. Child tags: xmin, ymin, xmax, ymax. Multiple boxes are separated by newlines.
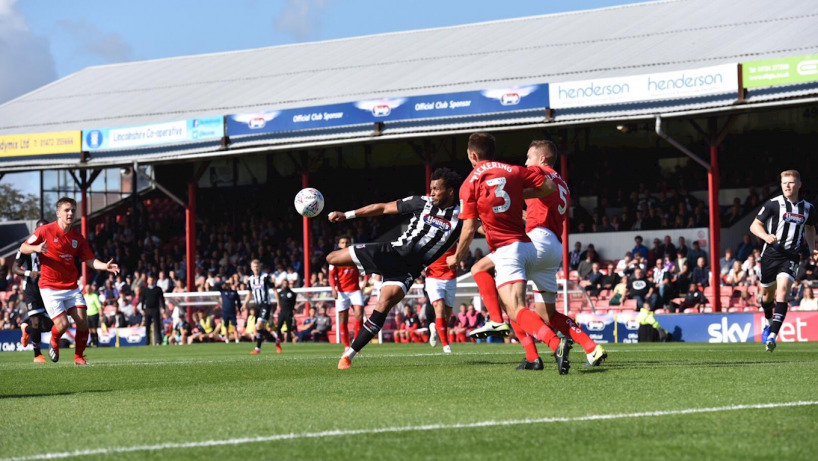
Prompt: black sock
<box><xmin>262</xmin><ymin>330</ymin><xmax>275</xmax><ymax>342</ymax></box>
<box><xmin>32</xmin><ymin>340</ymin><xmax>41</xmax><ymax>357</ymax></box>
<box><xmin>91</xmin><ymin>333</ymin><xmax>98</xmax><ymax>346</ymax></box>
<box><xmin>351</xmin><ymin>310</ymin><xmax>387</xmax><ymax>352</ymax></box>
<box><xmin>761</xmin><ymin>301</ymin><xmax>774</xmax><ymax>322</ymax></box>
<box><xmin>770</xmin><ymin>302</ymin><xmax>788</xmax><ymax>336</ymax></box>
<box><xmin>255</xmin><ymin>334</ymin><xmax>263</xmax><ymax>349</ymax></box>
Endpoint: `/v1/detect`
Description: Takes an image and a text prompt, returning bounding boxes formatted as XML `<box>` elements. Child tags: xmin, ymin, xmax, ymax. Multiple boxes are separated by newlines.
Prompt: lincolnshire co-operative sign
<box><xmin>742</xmin><ymin>53</ymin><xmax>818</xmax><ymax>88</ymax></box>
<box><xmin>227</xmin><ymin>85</ymin><xmax>548</xmax><ymax>136</ymax></box>
<box><xmin>549</xmin><ymin>63</ymin><xmax>738</xmax><ymax>109</ymax></box>
<box><xmin>82</xmin><ymin>116</ymin><xmax>224</xmax><ymax>151</ymax></box>
<box><xmin>0</xmin><ymin>131</ymin><xmax>81</xmax><ymax>158</ymax></box>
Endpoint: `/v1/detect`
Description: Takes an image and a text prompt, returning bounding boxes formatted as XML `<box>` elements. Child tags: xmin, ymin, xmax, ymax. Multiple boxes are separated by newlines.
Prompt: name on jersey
<box><xmin>423</xmin><ymin>214</ymin><xmax>452</xmax><ymax>231</ymax></box>
<box><xmin>470</xmin><ymin>162</ymin><xmax>513</xmax><ymax>182</ymax></box>
<box><xmin>783</xmin><ymin>212</ymin><xmax>805</xmax><ymax>224</ymax></box>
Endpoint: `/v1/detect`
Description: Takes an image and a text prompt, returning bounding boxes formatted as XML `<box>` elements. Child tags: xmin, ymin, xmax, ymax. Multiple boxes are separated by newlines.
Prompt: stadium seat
<box><xmin>727</xmin><ymin>307</ymin><xmax>742</xmax><ymax>313</ymax></box>
<box><xmin>683</xmin><ymin>307</ymin><xmax>699</xmax><ymax>314</ymax></box>
<box><xmin>743</xmin><ymin>307</ymin><xmax>759</xmax><ymax>312</ymax></box>
<box><xmin>623</xmin><ymin>299</ymin><xmax>637</xmax><ymax>309</ymax></box>
<box><xmin>655</xmin><ymin>308</ymin><xmax>667</xmax><ymax>314</ymax></box>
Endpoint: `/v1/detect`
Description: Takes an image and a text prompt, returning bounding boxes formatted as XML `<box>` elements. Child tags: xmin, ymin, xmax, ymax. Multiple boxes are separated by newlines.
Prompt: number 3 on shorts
<box><xmin>487</xmin><ymin>177</ymin><xmax>510</xmax><ymax>213</ymax></box>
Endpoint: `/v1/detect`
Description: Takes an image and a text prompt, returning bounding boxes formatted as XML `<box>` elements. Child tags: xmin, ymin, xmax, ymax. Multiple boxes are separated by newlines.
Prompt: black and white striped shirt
<box><xmin>248</xmin><ymin>273</ymin><xmax>275</xmax><ymax>306</ymax></box>
<box><xmin>392</xmin><ymin>196</ymin><xmax>463</xmax><ymax>267</ymax></box>
<box><xmin>756</xmin><ymin>195</ymin><xmax>817</xmax><ymax>261</ymax></box>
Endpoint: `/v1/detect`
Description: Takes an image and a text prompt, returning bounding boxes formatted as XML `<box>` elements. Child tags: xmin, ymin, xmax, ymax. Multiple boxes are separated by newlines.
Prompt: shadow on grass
<box><xmin>0</xmin><ymin>389</ymin><xmax>113</xmax><ymax>400</ymax></box>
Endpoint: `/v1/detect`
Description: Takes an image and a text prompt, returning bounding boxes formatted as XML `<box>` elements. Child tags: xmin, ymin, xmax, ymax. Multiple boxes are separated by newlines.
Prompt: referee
<box><xmin>140</xmin><ymin>275</ymin><xmax>166</xmax><ymax>346</ymax></box>
<box><xmin>750</xmin><ymin>170</ymin><xmax>817</xmax><ymax>352</ymax></box>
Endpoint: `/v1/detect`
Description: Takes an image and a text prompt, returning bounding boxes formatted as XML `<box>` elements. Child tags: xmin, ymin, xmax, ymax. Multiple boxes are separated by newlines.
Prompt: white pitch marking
<box><xmin>3</xmin><ymin>401</ymin><xmax>816</xmax><ymax>461</ymax></box>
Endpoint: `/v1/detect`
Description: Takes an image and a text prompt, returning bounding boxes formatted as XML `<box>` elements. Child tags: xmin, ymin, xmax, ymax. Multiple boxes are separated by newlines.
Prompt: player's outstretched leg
<box><xmin>339</xmin><ymin>285</ymin><xmax>405</xmax><ymax>369</ymax></box>
<box><xmin>534</xmin><ymin>298</ymin><xmax>607</xmax><ymax>367</ymax></box>
<box><xmin>469</xmin><ymin>260</ymin><xmax>510</xmax><ymax>339</ymax></box>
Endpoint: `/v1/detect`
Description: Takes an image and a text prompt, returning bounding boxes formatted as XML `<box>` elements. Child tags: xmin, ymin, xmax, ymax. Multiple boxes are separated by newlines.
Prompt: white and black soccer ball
<box><xmin>294</xmin><ymin>188</ymin><xmax>325</xmax><ymax>218</ymax></box>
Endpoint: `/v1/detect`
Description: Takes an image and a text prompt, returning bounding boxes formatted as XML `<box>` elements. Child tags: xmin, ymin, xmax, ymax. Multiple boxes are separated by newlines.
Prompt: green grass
<box><xmin>1</xmin><ymin>342</ymin><xmax>817</xmax><ymax>460</ymax></box>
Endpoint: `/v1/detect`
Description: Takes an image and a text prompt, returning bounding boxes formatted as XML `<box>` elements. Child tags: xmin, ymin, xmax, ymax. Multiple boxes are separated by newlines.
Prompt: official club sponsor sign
<box><xmin>0</xmin><ymin>131</ymin><xmax>82</xmax><ymax>158</ymax></box>
<box><xmin>616</xmin><ymin>311</ymin><xmax>640</xmax><ymax>343</ymax></box>
<box><xmin>742</xmin><ymin>54</ymin><xmax>818</xmax><ymax>88</ymax></box>
<box><xmin>577</xmin><ymin>313</ymin><xmax>615</xmax><ymax>343</ymax></box>
<box><xmin>549</xmin><ymin>63</ymin><xmax>738</xmax><ymax>109</ymax></box>
<box><xmin>226</xmin><ymin>85</ymin><xmax>548</xmax><ymax>136</ymax></box>
<box><xmin>82</xmin><ymin>116</ymin><xmax>224</xmax><ymax>151</ymax></box>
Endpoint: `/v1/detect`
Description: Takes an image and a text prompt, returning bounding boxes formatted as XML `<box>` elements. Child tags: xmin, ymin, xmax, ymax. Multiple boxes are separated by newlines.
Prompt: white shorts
<box><xmin>41</xmin><ymin>287</ymin><xmax>87</xmax><ymax>320</ymax></box>
<box><xmin>425</xmin><ymin>277</ymin><xmax>457</xmax><ymax>308</ymax></box>
<box><xmin>527</xmin><ymin>227</ymin><xmax>562</xmax><ymax>302</ymax></box>
<box><xmin>335</xmin><ymin>290</ymin><xmax>364</xmax><ymax>312</ymax></box>
<box><xmin>487</xmin><ymin>241</ymin><xmax>538</xmax><ymax>289</ymax></box>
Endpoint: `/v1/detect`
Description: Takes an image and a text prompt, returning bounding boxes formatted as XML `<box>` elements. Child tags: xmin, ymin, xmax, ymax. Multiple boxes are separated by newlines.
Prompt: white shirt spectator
<box><xmin>157</xmin><ymin>277</ymin><xmax>171</xmax><ymax>293</ymax></box>
<box><xmin>286</xmin><ymin>271</ymin><xmax>300</xmax><ymax>287</ymax></box>
<box><xmin>275</xmin><ymin>272</ymin><xmax>287</xmax><ymax>287</ymax></box>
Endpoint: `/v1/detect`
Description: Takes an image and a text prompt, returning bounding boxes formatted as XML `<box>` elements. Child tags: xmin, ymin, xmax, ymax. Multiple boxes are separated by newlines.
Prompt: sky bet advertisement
<box><xmin>82</xmin><ymin>116</ymin><xmax>224</xmax><ymax>151</ymax></box>
<box><xmin>227</xmin><ymin>85</ymin><xmax>548</xmax><ymax>136</ymax></box>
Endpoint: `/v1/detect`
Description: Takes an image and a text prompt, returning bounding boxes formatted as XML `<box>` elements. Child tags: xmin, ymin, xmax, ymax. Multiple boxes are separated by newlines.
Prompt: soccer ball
<box><xmin>294</xmin><ymin>188</ymin><xmax>325</xmax><ymax>218</ymax></box>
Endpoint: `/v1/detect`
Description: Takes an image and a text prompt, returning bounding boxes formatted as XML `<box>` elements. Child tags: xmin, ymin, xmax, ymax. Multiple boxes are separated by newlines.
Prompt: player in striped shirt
<box><xmin>242</xmin><ymin>259</ymin><xmax>282</xmax><ymax>354</ymax></box>
<box><xmin>750</xmin><ymin>170</ymin><xmax>817</xmax><ymax>352</ymax></box>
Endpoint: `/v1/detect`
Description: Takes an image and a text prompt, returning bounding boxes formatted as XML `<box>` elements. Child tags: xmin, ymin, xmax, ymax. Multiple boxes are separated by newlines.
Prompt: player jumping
<box><xmin>19</xmin><ymin>197</ymin><xmax>120</xmax><ymax>365</ymax></box>
<box><xmin>328</xmin><ymin>168</ymin><xmax>463</xmax><ymax>369</ymax></box>
<box><xmin>330</xmin><ymin>235</ymin><xmax>367</xmax><ymax>350</ymax></box>
<box><xmin>243</xmin><ymin>259</ymin><xmax>283</xmax><ymax>354</ymax></box>
<box><xmin>14</xmin><ymin>219</ymin><xmax>52</xmax><ymax>363</ymax></box>
<box><xmin>750</xmin><ymin>170</ymin><xmax>816</xmax><ymax>352</ymax></box>
<box><xmin>447</xmin><ymin>132</ymin><xmax>573</xmax><ymax>374</ymax></box>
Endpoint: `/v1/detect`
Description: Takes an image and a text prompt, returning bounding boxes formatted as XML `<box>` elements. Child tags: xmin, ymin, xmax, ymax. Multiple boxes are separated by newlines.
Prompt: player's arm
<box><xmin>329</xmin><ymin>265</ymin><xmax>338</xmax><ymax>298</ymax></box>
<box><xmin>476</xmin><ymin>222</ymin><xmax>486</xmax><ymax>236</ymax></box>
<box><xmin>806</xmin><ymin>225</ymin><xmax>816</xmax><ymax>257</ymax></box>
<box><xmin>327</xmin><ymin>201</ymin><xmax>399</xmax><ymax>222</ymax></box>
<box><xmin>12</xmin><ymin>255</ymin><xmax>37</xmax><ymax>279</ymax></box>
<box><xmin>85</xmin><ymin>258</ymin><xmax>120</xmax><ymax>275</ymax></box>
<box><xmin>448</xmin><ymin>218</ymin><xmax>478</xmax><ymax>269</ymax></box>
<box><xmin>522</xmin><ymin>168</ymin><xmax>557</xmax><ymax>199</ymax></box>
<box><xmin>241</xmin><ymin>290</ymin><xmax>252</xmax><ymax>310</ymax></box>
<box><xmin>20</xmin><ymin>237</ymin><xmax>46</xmax><ymax>255</ymax></box>
<box><xmin>750</xmin><ymin>201</ymin><xmax>777</xmax><ymax>245</ymax></box>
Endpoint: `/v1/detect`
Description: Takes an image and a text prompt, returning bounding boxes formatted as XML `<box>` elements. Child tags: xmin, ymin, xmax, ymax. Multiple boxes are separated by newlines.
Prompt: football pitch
<box><xmin>1</xmin><ymin>342</ymin><xmax>817</xmax><ymax>461</ymax></box>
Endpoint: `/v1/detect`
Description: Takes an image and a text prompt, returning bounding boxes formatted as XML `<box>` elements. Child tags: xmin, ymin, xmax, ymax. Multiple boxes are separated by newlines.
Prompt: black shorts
<box><xmin>88</xmin><ymin>314</ymin><xmax>101</xmax><ymax>329</ymax></box>
<box><xmin>349</xmin><ymin>242</ymin><xmax>420</xmax><ymax>293</ymax></box>
<box><xmin>25</xmin><ymin>293</ymin><xmax>46</xmax><ymax>317</ymax></box>
<box><xmin>760</xmin><ymin>257</ymin><xmax>798</xmax><ymax>287</ymax></box>
<box><xmin>222</xmin><ymin>315</ymin><xmax>237</xmax><ymax>327</ymax></box>
<box><xmin>256</xmin><ymin>304</ymin><xmax>272</xmax><ymax>323</ymax></box>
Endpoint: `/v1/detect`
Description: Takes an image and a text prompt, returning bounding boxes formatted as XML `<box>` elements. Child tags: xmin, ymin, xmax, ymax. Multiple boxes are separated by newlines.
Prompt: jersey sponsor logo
<box><xmin>423</xmin><ymin>214</ymin><xmax>452</xmax><ymax>231</ymax></box>
<box><xmin>71</xmin><ymin>239</ymin><xmax>78</xmax><ymax>249</ymax></box>
<box><xmin>60</xmin><ymin>254</ymin><xmax>73</xmax><ymax>261</ymax></box>
<box><xmin>355</xmin><ymin>244</ymin><xmax>365</xmax><ymax>249</ymax></box>
<box><xmin>632</xmin><ymin>280</ymin><xmax>647</xmax><ymax>290</ymax></box>
<box><xmin>53</xmin><ymin>238</ymin><xmax>59</xmax><ymax>243</ymax></box>
<box><xmin>783</xmin><ymin>212</ymin><xmax>805</xmax><ymax>224</ymax></box>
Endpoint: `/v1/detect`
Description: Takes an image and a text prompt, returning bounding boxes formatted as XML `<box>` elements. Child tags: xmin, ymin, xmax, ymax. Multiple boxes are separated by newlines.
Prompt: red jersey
<box><xmin>329</xmin><ymin>264</ymin><xmax>362</xmax><ymax>293</ymax></box>
<box><xmin>459</xmin><ymin>161</ymin><xmax>545</xmax><ymax>252</ymax></box>
<box><xmin>26</xmin><ymin>222</ymin><xmax>94</xmax><ymax>290</ymax></box>
<box><xmin>425</xmin><ymin>245</ymin><xmax>457</xmax><ymax>280</ymax></box>
<box><xmin>525</xmin><ymin>165</ymin><xmax>569</xmax><ymax>237</ymax></box>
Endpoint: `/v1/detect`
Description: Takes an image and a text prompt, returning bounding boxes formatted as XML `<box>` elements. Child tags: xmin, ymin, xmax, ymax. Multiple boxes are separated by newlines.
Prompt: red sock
<box><xmin>511</xmin><ymin>320</ymin><xmax>539</xmax><ymax>361</ymax></box>
<box><xmin>448</xmin><ymin>333</ymin><xmax>455</xmax><ymax>343</ymax></box>
<box><xmin>456</xmin><ymin>332</ymin><xmax>466</xmax><ymax>343</ymax></box>
<box><xmin>410</xmin><ymin>331</ymin><xmax>420</xmax><ymax>343</ymax></box>
<box><xmin>474</xmin><ymin>271</ymin><xmax>503</xmax><ymax>323</ymax></box>
<box><xmin>354</xmin><ymin>319</ymin><xmax>362</xmax><ymax>339</ymax></box>
<box><xmin>75</xmin><ymin>330</ymin><xmax>89</xmax><ymax>357</ymax></box>
<box><xmin>340</xmin><ymin>325</ymin><xmax>350</xmax><ymax>347</ymax></box>
<box><xmin>435</xmin><ymin>318</ymin><xmax>449</xmax><ymax>346</ymax></box>
<box><xmin>516</xmin><ymin>309</ymin><xmax>560</xmax><ymax>353</ymax></box>
<box><xmin>51</xmin><ymin>326</ymin><xmax>61</xmax><ymax>348</ymax></box>
<box><xmin>549</xmin><ymin>312</ymin><xmax>597</xmax><ymax>354</ymax></box>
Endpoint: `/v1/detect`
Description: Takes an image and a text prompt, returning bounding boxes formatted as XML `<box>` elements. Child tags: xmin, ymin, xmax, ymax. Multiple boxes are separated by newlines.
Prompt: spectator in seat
<box><xmin>295</xmin><ymin>307</ymin><xmax>318</xmax><ymax>342</ymax></box>
<box><xmin>627</xmin><ymin>268</ymin><xmax>659</xmax><ymax>311</ymax></box>
<box><xmin>157</xmin><ymin>271</ymin><xmax>171</xmax><ymax>293</ymax></box>
<box><xmin>720</xmin><ymin>249</ymin><xmax>736</xmax><ymax>278</ymax></box>
<box><xmin>452</xmin><ymin>304</ymin><xmax>469</xmax><ymax>343</ymax></box>
<box><xmin>313</xmin><ymin>306</ymin><xmax>332</xmax><ymax>342</ymax></box>
<box><xmin>663</xmin><ymin>236</ymin><xmax>677</xmax><ymax>261</ymax></box>
<box><xmin>736</xmin><ymin>234</ymin><xmax>757</xmax><ymax>262</ymax></box>
<box><xmin>687</xmin><ymin>241</ymin><xmax>707</xmax><ymax>266</ymax></box>
<box><xmin>632</xmin><ymin>236</ymin><xmax>649</xmax><ymax>259</ymax></box>
<box><xmin>799</xmin><ymin>286</ymin><xmax>818</xmax><ymax>311</ymax></box>
<box><xmin>580</xmin><ymin>244</ymin><xmax>599</xmax><ymax>263</ymax></box>
<box><xmin>577</xmin><ymin>251</ymin><xmax>595</xmax><ymax>281</ymax></box>
<box><xmin>675</xmin><ymin>250</ymin><xmax>688</xmax><ymax>273</ymax></box>
<box><xmin>725</xmin><ymin>260</ymin><xmax>746</xmax><ymax>286</ymax></box>
<box><xmin>569</xmin><ymin>242</ymin><xmax>582</xmax><ymax>270</ymax></box>
<box><xmin>652</xmin><ymin>258</ymin><xmax>673</xmax><ymax>308</ymax></box>
<box><xmin>101</xmin><ymin>280</ymin><xmax>119</xmax><ymax>305</ymax></box>
<box><xmin>584</xmin><ymin>263</ymin><xmax>604</xmax><ymax>297</ymax></box>
<box><xmin>669</xmin><ymin>283</ymin><xmax>707</xmax><ymax>313</ymax></box>
<box><xmin>394</xmin><ymin>305</ymin><xmax>420</xmax><ymax>343</ymax></box>
<box><xmin>648</xmin><ymin>238</ymin><xmax>664</xmax><ymax>268</ymax></box>
<box><xmin>691</xmin><ymin>257</ymin><xmax>710</xmax><ymax>287</ymax></box>
<box><xmin>615</xmin><ymin>252</ymin><xmax>633</xmax><ymax>278</ymax></box>
<box><xmin>742</xmin><ymin>255</ymin><xmax>761</xmax><ymax>285</ymax></box>
<box><xmin>789</xmin><ymin>278</ymin><xmax>806</xmax><ymax>307</ymax></box>
<box><xmin>677</xmin><ymin>236</ymin><xmax>689</xmax><ymax>258</ymax></box>
<box><xmin>602</xmin><ymin>263</ymin><xmax>619</xmax><ymax>290</ymax></box>
<box><xmin>285</xmin><ymin>265</ymin><xmax>300</xmax><ymax>288</ymax></box>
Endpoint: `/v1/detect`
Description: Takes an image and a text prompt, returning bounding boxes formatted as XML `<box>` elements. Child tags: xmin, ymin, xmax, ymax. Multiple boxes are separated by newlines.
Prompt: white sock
<box><xmin>345</xmin><ymin>349</ymin><xmax>358</xmax><ymax>360</ymax></box>
<box><xmin>768</xmin><ymin>332</ymin><xmax>777</xmax><ymax>341</ymax></box>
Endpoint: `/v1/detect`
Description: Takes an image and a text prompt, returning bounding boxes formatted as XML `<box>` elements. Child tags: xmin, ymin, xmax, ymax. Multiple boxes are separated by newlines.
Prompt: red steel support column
<box><xmin>708</xmin><ymin>145</ymin><xmax>722</xmax><ymax>313</ymax></box>
<box><xmin>81</xmin><ymin>185</ymin><xmax>88</xmax><ymax>286</ymax></box>
<box><xmin>302</xmin><ymin>172</ymin><xmax>311</xmax><ymax>288</ymax></box>
<box><xmin>186</xmin><ymin>182</ymin><xmax>196</xmax><ymax>323</ymax></box>
<box><xmin>561</xmin><ymin>154</ymin><xmax>570</xmax><ymax>282</ymax></box>
<box><xmin>425</xmin><ymin>163</ymin><xmax>432</xmax><ymax>195</ymax></box>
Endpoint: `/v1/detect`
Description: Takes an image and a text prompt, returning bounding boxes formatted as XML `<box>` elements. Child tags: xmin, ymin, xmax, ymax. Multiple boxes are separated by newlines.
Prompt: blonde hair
<box><xmin>781</xmin><ymin>170</ymin><xmax>801</xmax><ymax>181</ymax></box>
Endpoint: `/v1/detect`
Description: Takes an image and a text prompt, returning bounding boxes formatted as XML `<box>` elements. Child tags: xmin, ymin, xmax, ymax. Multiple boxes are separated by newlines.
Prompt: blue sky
<box><xmin>2</xmin><ymin>0</ymin><xmax>642</xmax><ymax>196</ymax></box>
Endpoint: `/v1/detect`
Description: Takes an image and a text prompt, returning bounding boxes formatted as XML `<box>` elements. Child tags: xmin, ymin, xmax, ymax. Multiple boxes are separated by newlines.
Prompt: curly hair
<box><xmin>431</xmin><ymin>167</ymin><xmax>463</xmax><ymax>191</ymax></box>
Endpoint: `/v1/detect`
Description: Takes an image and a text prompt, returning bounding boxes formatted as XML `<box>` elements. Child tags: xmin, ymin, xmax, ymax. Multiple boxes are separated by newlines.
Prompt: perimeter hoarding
<box><xmin>226</xmin><ymin>85</ymin><xmax>548</xmax><ymax>136</ymax></box>
<box><xmin>742</xmin><ymin>54</ymin><xmax>818</xmax><ymax>88</ymax></box>
<box><xmin>549</xmin><ymin>63</ymin><xmax>738</xmax><ymax>109</ymax></box>
<box><xmin>0</xmin><ymin>131</ymin><xmax>81</xmax><ymax>159</ymax></box>
<box><xmin>82</xmin><ymin>116</ymin><xmax>224</xmax><ymax>151</ymax></box>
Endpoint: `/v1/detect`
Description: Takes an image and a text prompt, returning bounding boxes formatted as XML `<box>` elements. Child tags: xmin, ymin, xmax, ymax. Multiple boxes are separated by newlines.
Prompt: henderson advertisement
<box><xmin>82</xmin><ymin>116</ymin><xmax>224</xmax><ymax>151</ymax></box>
<box><xmin>226</xmin><ymin>85</ymin><xmax>549</xmax><ymax>136</ymax></box>
<box><xmin>0</xmin><ymin>131</ymin><xmax>82</xmax><ymax>160</ymax></box>
<box><xmin>742</xmin><ymin>53</ymin><xmax>818</xmax><ymax>88</ymax></box>
<box><xmin>548</xmin><ymin>63</ymin><xmax>739</xmax><ymax>109</ymax></box>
